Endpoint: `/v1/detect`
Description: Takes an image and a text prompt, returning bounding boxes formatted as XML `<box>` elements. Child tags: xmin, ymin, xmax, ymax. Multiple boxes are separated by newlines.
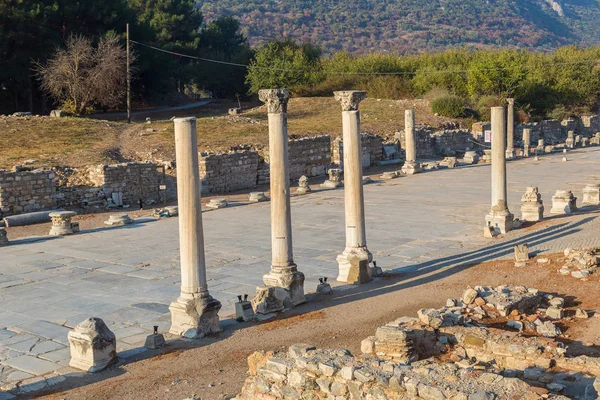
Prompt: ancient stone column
<box><xmin>169</xmin><ymin>117</ymin><xmax>221</xmax><ymax>338</ymax></box>
<box><xmin>48</xmin><ymin>211</ymin><xmax>77</xmax><ymax>236</ymax></box>
<box><xmin>505</xmin><ymin>98</ymin><xmax>516</xmax><ymax>159</ymax></box>
<box><xmin>401</xmin><ymin>109</ymin><xmax>420</xmax><ymax>175</ymax></box>
<box><xmin>522</xmin><ymin>128</ymin><xmax>531</xmax><ymax>157</ymax></box>
<box><xmin>253</xmin><ymin>89</ymin><xmax>305</xmax><ymax>313</ymax></box>
<box><xmin>334</xmin><ymin>91</ymin><xmax>373</xmax><ymax>283</ymax></box>
<box><xmin>485</xmin><ymin>107</ymin><xmax>514</xmax><ymax>236</ymax></box>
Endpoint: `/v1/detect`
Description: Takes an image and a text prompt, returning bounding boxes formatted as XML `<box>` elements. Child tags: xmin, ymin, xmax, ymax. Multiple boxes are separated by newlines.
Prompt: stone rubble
<box><xmin>557</xmin><ymin>247</ymin><xmax>599</xmax><ymax>280</ymax></box>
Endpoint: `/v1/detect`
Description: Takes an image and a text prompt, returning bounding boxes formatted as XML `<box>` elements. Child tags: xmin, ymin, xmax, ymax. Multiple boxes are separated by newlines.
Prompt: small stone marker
<box><xmin>50</xmin><ymin>110</ymin><xmax>66</xmax><ymax>118</ymax></box>
<box><xmin>321</xmin><ymin>168</ymin><xmax>343</xmax><ymax>189</ymax></box>
<box><xmin>362</xmin><ymin>176</ymin><xmax>373</xmax><ymax>184</ymax></box>
<box><xmin>248</xmin><ymin>192</ymin><xmax>268</xmax><ymax>202</ymax></box>
<box><xmin>71</xmin><ymin>221</ymin><xmax>80</xmax><ymax>233</ymax></box>
<box><xmin>104</xmin><ymin>213</ymin><xmax>134</xmax><ymax>226</ymax></box>
<box><xmin>463</xmin><ymin>151</ymin><xmax>479</xmax><ymax>164</ymax></box>
<box><xmin>316</xmin><ymin>277</ymin><xmax>333</xmax><ymax>295</ymax></box>
<box><xmin>235</xmin><ymin>294</ymin><xmax>255</xmax><ymax>322</ymax></box>
<box><xmin>144</xmin><ymin>326</ymin><xmax>166</xmax><ymax>349</ymax></box>
<box><xmin>550</xmin><ymin>190</ymin><xmax>577</xmax><ymax>214</ymax></box>
<box><xmin>514</xmin><ymin>244</ymin><xmax>529</xmax><ymax>261</ymax></box>
<box><xmin>296</xmin><ymin>175</ymin><xmax>311</xmax><ymax>195</ymax></box>
<box><xmin>0</xmin><ymin>227</ymin><xmax>8</xmax><ymax>246</ymax></box>
<box><xmin>48</xmin><ymin>211</ymin><xmax>77</xmax><ymax>236</ymax></box>
<box><xmin>380</xmin><ymin>171</ymin><xmax>398</xmax><ymax>180</ymax></box>
<box><xmin>206</xmin><ymin>198</ymin><xmax>228</xmax><ymax>209</ymax></box>
<box><xmin>68</xmin><ymin>317</ymin><xmax>117</xmax><ymax>372</ymax></box>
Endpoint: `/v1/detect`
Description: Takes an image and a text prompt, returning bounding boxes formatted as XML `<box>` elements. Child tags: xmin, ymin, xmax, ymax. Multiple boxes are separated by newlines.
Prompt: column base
<box><xmin>49</xmin><ymin>226</ymin><xmax>74</xmax><ymax>236</ymax></box>
<box><xmin>505</xmin><ymin>149</ymin><xmax>516</xmax><ymax>160</ymax></box>
<box><xmin>337</xmin><ymin>246</ymin><xmax>373</xmax><ymax>284</ymax></box>
<box><xmin>485</xmin><ymin>210</ymin><xmax>514</xmax><ymax>236</ymax></box>
<box><xmin>520</xmin><ymin>203</ymin><xmax>544</xmax><ymax>222</ymax></box>
<box><xmin>321</xmin><ymin>180</ymin><xmax>343</xmax><ymax>189</ymax></box>
<box><xmin>169</xmin><ymin>294</ymin><xmax>222</xmax><ymax>338</ymax></box>
<box><xmin>401</xmin><ymin>161</ymin><xmax>421</xmax><ymax>175</ymax></box>
<box><xmin>252</xmin><ymin>268</ymin><xmax>306</xmax><ymax>314</ymax></box>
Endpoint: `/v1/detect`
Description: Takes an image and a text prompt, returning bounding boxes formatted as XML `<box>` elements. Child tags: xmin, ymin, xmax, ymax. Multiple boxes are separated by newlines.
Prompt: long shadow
<box><xmin>18</xmin><ymin>211</ymin><xmax>599</xmax><ymax>397</ymax></box>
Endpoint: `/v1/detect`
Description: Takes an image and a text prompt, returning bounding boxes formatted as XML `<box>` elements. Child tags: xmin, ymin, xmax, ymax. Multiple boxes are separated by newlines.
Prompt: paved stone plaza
<box><xmin>1</xmin><ymin>147</ymin><xmax>600</xmax><ymax>392</ymax></box>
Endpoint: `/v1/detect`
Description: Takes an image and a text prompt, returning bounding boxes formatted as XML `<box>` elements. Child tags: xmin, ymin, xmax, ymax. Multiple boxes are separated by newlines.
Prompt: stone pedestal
<box><xmin>254</xmin><ymin>89</ymin><xmax>305</xmax><ymax>313</ymax></box>
<box><xmin>380</xmin><ymin>171</ymin><xmax>398</xmax><ymax>180</ymax></box>
<box><xmin>522</xmin><ymin>128</ymin><xmax>531</xmax><ymax>157</ymax></box>
<box><xmin>485</xmin><ymin>107</ymin><xmax>514</xmax><ymax>236</ymax></box>
<box><xmin>520</xmin><ymin>187</ymin><xmax>544</xmax><ymax>222</ymax></box>
<box><xmin>550</xmin><ymin>190</ymin><xmax>577</xmax><ymax>214</ymax></box>
<box><xmin>296</xmin><ymin>175</ymin><xmax>311</xmax><ymax>195</ymax></box>
<box><xmin>49</xmin><ymin>211</ymin><xmax>77</xmax><ymax>236</ymax></box>
<box><xmin>206</xmin><ymin>198</ymin><xmax>228</xmax><ymax>209</ymax></box>
<box><xmin>68</xmin><ymin>318</ymin><xmax>117</xmax><ymax>373</ymax></box>
<box><xmin>463</xmin><ymin>151</ymin><xmax>479</xmax><ymax>164</ymax></box>
<box><xmin>321</xmin><ymin>168</ymin><xmax>343</xmax><ymax>188</ymax></box>
<box><xmin>401</xmin><ymin>109</ymin><xmax>421</xmax><ymax>175</ymax></box>
<box><xmin>104</xmin><ymin>213</ymin><xmax>134</xmax><ymax>226</ymax></box>
<box><xmin>505</xmin><ymin>98</ymin><xmax>516</xmax><ymax>159</ymax></box>
<box><xmin>334</xmin><ymin>91</ymin><xmax>373</xmax><ymax>284</ymax></box>
<box><xmin>582</xmin><ymin>184</ymin><xmax>600</xmax><ymax>206</ymax></box>
<box><xmin>440</xmin><ymin>157</ymin><xmax>458</xmax><ymax>168</ymax></box>
<box><xmin>144</xmin><ymin>333</ymin><xmax>166</xmax><ymax>350</ymax></box>
<box><xmin>0</xmin><ymin>228</ymin><xmax>8</xmax><ymax>246</ymax></box>
<box><xmin>169</xmin><ymin>117</ymin><xmax>221</xmax><ymax>338</ymax></box>
<box><xmin>235</xmin><ymin>299</ymin><xmax>255</xmax><ymax>322</ymax></box>
<box><xmin>249</xmin><ymin>192</ymin><xmax>269</xmax><ymax>202</ymax></box>
<box><xmin>481</xmin><ymin>149</ymin><xmax>492</xmax><ymax>163</ymax></box>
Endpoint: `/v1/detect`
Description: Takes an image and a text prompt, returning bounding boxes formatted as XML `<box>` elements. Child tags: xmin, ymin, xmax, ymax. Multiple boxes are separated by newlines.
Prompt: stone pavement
<box><xmin>1</xmin><ymin>147</ymin><xmax>600</xmax><ymax>395</ymax></box>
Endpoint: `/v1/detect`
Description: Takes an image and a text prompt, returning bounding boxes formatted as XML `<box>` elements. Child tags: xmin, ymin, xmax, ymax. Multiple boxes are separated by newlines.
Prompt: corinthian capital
<box><xmin>258</xmin><ymin>89</ymin><xmax>290</xmax><ymax>113</ymax></box>
<box><xmin>506</xmin><ymin>98</ymin><xmax>515</xmax><ymax>106</ymax></box>
<box><xmin>334</xmin><ymin>90</ymin><xmax>367</xmax><ymax>111</ymax></box>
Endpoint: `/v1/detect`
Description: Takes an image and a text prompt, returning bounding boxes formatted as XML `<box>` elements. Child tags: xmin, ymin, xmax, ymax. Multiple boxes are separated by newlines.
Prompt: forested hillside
<box><xmin>197</xmin><ymin>0</ymin><xmax>600</xmax><ymax>53</ymax></box>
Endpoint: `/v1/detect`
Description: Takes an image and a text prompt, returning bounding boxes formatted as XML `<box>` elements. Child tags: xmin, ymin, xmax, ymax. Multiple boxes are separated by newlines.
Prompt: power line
<box><xmin>131</xmin><ymin>39</ymin><xmax>600</xmax><ymax>76</ymax></box>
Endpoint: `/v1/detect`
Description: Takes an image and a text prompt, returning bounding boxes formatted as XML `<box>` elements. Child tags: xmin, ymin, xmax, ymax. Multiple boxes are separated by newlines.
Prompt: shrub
<box><xmin>430</xmin><ymin>95</ymin><xmax>465</xmax><ymax>118</ymax></box>
<box><xmin>475</xmin><ymin>95</ymin><xmax>502</xmax><ymax>121</ymax></box>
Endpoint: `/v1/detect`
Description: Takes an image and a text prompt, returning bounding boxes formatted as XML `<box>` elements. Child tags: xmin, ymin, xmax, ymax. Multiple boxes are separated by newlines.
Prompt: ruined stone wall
<box><xmin>581</xmin><ymin>114</ymin><xmax>600</xmax><ymax>136</ymax></box>
<box><xmin>0</xmin><ymin>169</ymin><xmax>56</xmax><ymax>216</ymax></box>
<box><xmin>515</xmin><ymin>124</ymin><xmax>541</xmax><ymax>144</ymax></box>
<box><xmin>331</xmin><ymin>133</ymin><xmax>384</xmax><ymax>168</ymax></box>
<box><xmin>539</xmin><ymin>120</ymin><xmax>564</xmax><ymax>144</ymax></box>
<box><xmin>90</xmin><ymin>163</ymin><xmax>162</xmax><ymax>206</ymax></box>
<box><xmin>397</xmin><ymin>128</ymin><xmax>436</xmax><ymax>159</ymax></box>
<box><xmin>199</xmin><ymin>151</ymin><xmax>260</xmax><ymax>194</ymax></box>
<box><xmin>433</xmin><ymin>129</ymin><xmax>472</xmax><ymax>155</ymax></box>
<box><xmin>258</xmin><ymin>135</ymin><xmax>332</xmax><ymax>185</ymax></box>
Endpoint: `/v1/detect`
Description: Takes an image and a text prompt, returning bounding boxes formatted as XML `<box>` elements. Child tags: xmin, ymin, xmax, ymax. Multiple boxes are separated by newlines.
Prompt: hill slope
<box><xmin>197</xmin><ymin>0</ymin><xmax>600</xmax><ymax>53</ymax></box>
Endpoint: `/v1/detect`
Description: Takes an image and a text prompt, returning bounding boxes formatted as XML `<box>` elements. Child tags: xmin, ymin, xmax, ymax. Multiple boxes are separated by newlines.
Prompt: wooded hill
<box><xmin>197</xmin><ymin>0</ymin><xmax>600</xmax><ymax>53</ymax></box>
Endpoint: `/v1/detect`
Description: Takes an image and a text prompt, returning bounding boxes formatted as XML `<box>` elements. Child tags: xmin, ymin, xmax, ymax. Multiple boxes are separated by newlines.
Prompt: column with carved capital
<box><xmin>169</xmin><ymin>117</ymin><xmax>221</xmax><ymax>338</ymax></box>
<box><xmin>506</xmin><ymin>98</ymin><xmax>516</xmax><ymax>159</ymax></box>
<box><xmin>334</xmin><ymin>91</ymin><xmax>373</xmax><ymax>284</ymax></box>
<box><xmin>251</xmin><ymin>89</ymin><xmax>305</xmax><ymax>314</ymax></box>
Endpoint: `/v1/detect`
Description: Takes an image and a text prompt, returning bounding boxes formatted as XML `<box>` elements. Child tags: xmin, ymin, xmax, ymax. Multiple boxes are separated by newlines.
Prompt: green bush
<box><xmin>475</xmin><ymin>95</ymin><xmax>502</xmax><ymax>121</ymax></box>
<box><xmin>430</xmin><ymin>95</ymin><xmax>465</xmax><ymax>118</ymax></box>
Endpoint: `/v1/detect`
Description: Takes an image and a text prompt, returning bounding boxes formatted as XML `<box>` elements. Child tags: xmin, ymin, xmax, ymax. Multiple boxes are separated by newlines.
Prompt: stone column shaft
<box><xmin>506</xmin><ymin>98</ymin><xmax>515</xmax><ymax>159</ymax></box>
<box><xmin>169</xmin><ymin>117</ymin><xmax>221</xmax><ymax>338</ymax></box>
<box><xmin>485</xmin><ymin>107</ymin><xmax>513</xmax><ymax>236</ymax></box>
<box><xmin>268</xmin><ymin>111</ymin><xmax>294</xmax><ymax>268</ymax></box>
<box><xmin>523</xmin><ymin>128</ymin><xmax>531</xmax><ymax>157</ymax></box>
<box><xmin>401</xmin><ymin>109</ymin><xmax>420</xmax><ymax>174</ymax></box>
<box><xmin>334</xmin><ymin>91</ymin><xmax>373</xmax><ymax>284</ymax></box>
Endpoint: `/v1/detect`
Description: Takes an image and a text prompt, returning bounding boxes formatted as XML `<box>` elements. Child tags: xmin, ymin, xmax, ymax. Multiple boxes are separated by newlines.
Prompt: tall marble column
<box><xmin>485</xmin><ymin>107</ymin><xmax>514</xmax><ymax>236</ymax></box>
<box><xmin>334</xmin><ymin>91</ymin><xmax>373</xmax><ymax>284</ymax></box>
<box><xmin>505</xmin><ymin>98</ymin><xmax>516</xmax><ymax>159</ymax></box>
<box><xmin>254</xmin><ymin>89</ymin><xmax>305</xmax><ymax>312</ymax></box>
<box><xmin>401</xmin><ymin>109</ymin><xmax>421</xmax><ymax>175</ymax></box>
<box><xmin>169</xmin><ymin>117</ymin><xmax>221</xmax><ymax>338</ymax></box>
<box><xmin>522</xmin><ymin>128</ymin><xmax>531</xmax><ymax>157</ymax></box>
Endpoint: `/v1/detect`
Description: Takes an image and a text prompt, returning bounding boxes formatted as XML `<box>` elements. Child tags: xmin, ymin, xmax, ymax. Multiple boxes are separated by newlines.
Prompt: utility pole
<box><xmin>126</xmin><ymin>23</ymin><xmax>131</xmax><ymax>123</ymax></box>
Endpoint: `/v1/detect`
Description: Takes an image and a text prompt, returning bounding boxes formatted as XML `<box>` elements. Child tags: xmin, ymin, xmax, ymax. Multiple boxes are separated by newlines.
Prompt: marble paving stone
<box><xmin>2</xmin><ymin>355</ymin><xmax>59</xmax><ymax>375</ymax></box>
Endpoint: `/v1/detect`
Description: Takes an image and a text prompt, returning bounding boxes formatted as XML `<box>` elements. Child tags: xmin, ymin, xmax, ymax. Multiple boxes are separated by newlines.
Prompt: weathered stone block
<box><xmin>68</xmin><ymin>317</ymin><xmax>117</xmax><ymax>372</ymax></box>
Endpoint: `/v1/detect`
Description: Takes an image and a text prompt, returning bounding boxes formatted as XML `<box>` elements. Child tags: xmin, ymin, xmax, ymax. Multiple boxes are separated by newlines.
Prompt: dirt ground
<box><xmin>30</xmin><ymin>253</ymin><xmax>600</xmax><ymax>400</ymax></box>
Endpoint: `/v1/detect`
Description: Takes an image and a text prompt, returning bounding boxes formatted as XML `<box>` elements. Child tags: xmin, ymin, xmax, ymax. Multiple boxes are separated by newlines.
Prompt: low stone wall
<box><xmin>199</xmin><ymin>151</ymin><xmax>260</xmax><ymax>194</ymax></box>
<box><xmin>515</xmin><ymin>124</ymin><xmax>541</xmax><ymax>144</ymax></box>
<box><xmin>331</xmin><ymin>133</ymin><xmax>384</xmax><ymax>168</ymax></box>
<box><xmin>237</xmin><ymin>345</ymin><xmax>533</xmax><ymax>400</ymax></box>
<box><xmin>433</xmin><ymin>129</ymin><xmax>472</xmax><ymax>155</ymax></box>
<box><xmin>539</xmin><ymin>120</ymin><xmax>564</xmax><ymax>144</ymax></box>
<box><xmin>288</xmin><ymin>135</ymin><xmax>331</xmax><ymax>181</ymax></box>
<box><xmin>91</xmin><ymin>163</ymin><xmax>162</xmax><ymax>206</ymax></box>
<box><xmin>0</xmin><ymin>169</ymin><xmax>56</xmax><ymax>216</ymax></box>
